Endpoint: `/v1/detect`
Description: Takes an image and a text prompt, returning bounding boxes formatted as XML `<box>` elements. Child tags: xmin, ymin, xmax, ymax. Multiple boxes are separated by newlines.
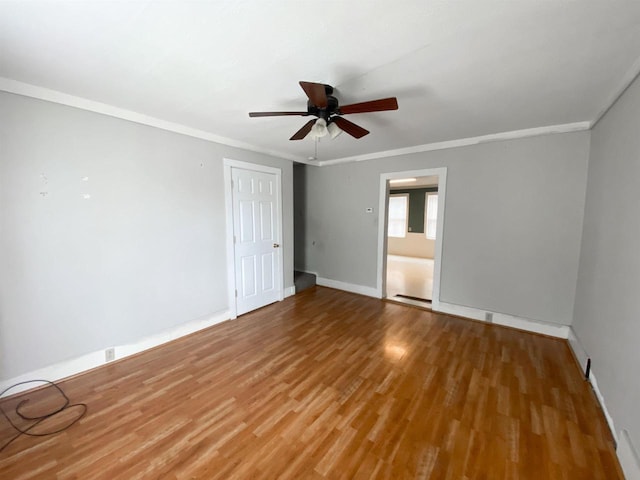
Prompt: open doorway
<box><xmin>386</xmin><ymin>175</ymin><xmax>438</xmax><ymax>305</ymax></box>
<box><xmin>376</xmin><ymin>168</ymin><xmax>447</xmax><ymax>310</ymax></box>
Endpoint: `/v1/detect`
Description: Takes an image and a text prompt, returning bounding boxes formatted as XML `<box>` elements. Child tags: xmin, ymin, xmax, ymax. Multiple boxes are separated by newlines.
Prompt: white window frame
<box><xmin>387</xmin><ymin>193</ymin><xmax>409</xmax><ymax>238</ymax></box>
<box><xmin>425</xmin><ymin>192</ymin><xmax>438</xmax><ymax>240</ymax></box>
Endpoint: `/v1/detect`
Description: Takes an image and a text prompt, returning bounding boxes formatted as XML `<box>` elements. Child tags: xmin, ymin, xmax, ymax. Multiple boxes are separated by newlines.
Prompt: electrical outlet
<box><xmin>105</xmin><ymin>348</ymin><xmax>115</xmax><ymax>362</ymax></box>
<box><xmin>485</xmin><ymin>312</ymin><xmax>493</xmax><ymax>323</ymax></box>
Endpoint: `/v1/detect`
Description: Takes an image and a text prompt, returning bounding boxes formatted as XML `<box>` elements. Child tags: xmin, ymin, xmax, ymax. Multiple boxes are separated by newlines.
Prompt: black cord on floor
<box><xmin>0</xmin><ymin>380</ymin><xmax>87</xmax><ymax>453</ymax></box>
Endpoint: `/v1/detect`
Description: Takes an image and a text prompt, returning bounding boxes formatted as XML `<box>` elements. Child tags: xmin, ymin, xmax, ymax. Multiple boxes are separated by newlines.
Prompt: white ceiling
<box><xmin>390</xmin><ymin>176</ymin><xmax>439</xmax><ymax>189</ymax></box>
<box><xmin>2</xmin><ymin>1</ymin><xmax>640</xmax><ymax>164</ymax></box>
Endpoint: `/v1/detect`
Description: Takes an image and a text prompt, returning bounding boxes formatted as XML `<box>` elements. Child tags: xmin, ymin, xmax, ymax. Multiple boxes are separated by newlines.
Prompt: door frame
<box><xmin>223</xmin><ymin>158</ymin><xmax>284</xmax><ymax>319</ymax></box>
<box><xmin>376</xmin><ymin>167</ymin><xmax>447</xmax><ymax>310</ymax></box>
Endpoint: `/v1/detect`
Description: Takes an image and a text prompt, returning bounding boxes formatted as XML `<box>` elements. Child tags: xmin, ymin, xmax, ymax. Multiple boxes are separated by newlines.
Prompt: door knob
<box><xmin>273</xmin><ymin>243</ymin><xmax>280</xmax><ymax>248</ymax></box>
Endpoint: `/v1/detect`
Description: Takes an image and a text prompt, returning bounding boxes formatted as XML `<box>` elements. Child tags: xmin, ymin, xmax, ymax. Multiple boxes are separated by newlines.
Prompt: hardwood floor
<box><xmin>0</xmin><ymin>287</ymin><xmax>622</xmax><ymax>479</ymax></box>
<box><xmin>386</xmin><ymin>255</ymin><xmax>434</xmax><ymax>301</ymax></box>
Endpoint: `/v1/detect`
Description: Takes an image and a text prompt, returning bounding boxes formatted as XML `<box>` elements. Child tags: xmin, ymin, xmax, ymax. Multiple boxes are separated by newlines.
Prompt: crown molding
<box><xmin>590</xmin><ymin>53</ymin><xmax>640</xmax><ymax>129</ymax></box>
<box><xmin>0</xmin><ymin>77</ymin><xmax>597</xmax><ymax>168</ymax></box>
<box><xmin>317</xmin><ymin>122</ymin><xmax>591</xmax><ymax>166</ymax></box>
<box><xmin>0</xmin><ymin>77</ymin><xmax>312</xmax><ymax>164</ymax></box>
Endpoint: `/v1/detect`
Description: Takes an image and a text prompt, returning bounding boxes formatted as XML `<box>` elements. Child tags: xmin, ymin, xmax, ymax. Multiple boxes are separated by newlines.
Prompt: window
<box><xmin>425</xmin><ymin>193</ymin><xmax>438</xmax><ymax>239</ymax></box>
<box><xmin>388</xmin><ymin>194</ymin><xmax>408</xmax><ymax>238</ymax></box>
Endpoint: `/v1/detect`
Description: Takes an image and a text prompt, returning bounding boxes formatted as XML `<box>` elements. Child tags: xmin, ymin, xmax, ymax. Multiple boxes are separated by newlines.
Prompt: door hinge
<box><xmin>235</xmin><ymin>289</ymin><xmax>238</xmax><ymax>297</ymax></box>
<box><xmin>233</xmin><ymin>235</ymin><xmax>236</xmax><ymax>244</ymax></box>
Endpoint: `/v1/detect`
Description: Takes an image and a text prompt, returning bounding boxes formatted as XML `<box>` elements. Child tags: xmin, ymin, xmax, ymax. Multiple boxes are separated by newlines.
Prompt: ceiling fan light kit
<box><xmin>327</xmin><ymin>121</ymin><xmax>342</xmax><ymax>139</ymax></box>
<box><xmin>249</xmin><ymin>81</ymin><xmax>398</xmax><ymax>141</ymax></box>
<box><xmin>311</xmin><ymin>118</ymin><xmax>328</xmax><ymax>138</ymax></box>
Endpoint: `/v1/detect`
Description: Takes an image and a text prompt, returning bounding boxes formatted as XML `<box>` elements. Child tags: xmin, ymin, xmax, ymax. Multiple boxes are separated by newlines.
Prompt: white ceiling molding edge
<box><xmin>591</xmin><ymin>54</ymin><xmax>640</xmax><ymax>129</ymax></box>
<box><xmin>0</xmin><ymin>77</ymin><xmax>311</xmax><ymax>165</ymax></box>
<box><xmin>318</xmin><ymin>52</ymin><xmax>640</xmax><ymax>167</ymax></box>
<box><xmin>317</xmin><ymin>122</ymin><xmax>591</xmax><ymax>167</ymax></box>
<box><xmin>3</xmin><ymin>68</ymin><xmax>635</xmax><ymax>168</ymax></box>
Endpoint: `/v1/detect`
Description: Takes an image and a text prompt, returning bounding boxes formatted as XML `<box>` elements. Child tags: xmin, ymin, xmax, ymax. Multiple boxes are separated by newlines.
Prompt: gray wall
<box><xmin>293</xmin><ymin>163</ymin><xmax>307</xmax><ymax>271</ymax></box>
<box><xmin>0</xmin><ymin>91</ymin><xmax>293</xmax><ymax>380</ymax></box>
<box><xmin>299</xmin><ymin>132</ymin><xmax>590</xmax><ymax>325</ymax></box>
<box><xmin>573</xmin><ymin>74</ymin><xmax>640</xmax><ymax>448</ymax></box>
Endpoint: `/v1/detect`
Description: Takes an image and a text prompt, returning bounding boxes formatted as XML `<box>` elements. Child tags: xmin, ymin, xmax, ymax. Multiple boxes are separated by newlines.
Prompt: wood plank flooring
<box><xmin>0</xmin><ymin>287</ymin><xmax>622</xmax><ymax>479</ymax></box>
<box><xmin>386</xmin><ymin>255</ymin><xmax>434</xmax><ymax>301</ymax></box>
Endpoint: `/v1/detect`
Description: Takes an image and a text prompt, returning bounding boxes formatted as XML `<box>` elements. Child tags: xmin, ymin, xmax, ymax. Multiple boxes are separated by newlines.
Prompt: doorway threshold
<box><xmin>385</xmin><ymin>295</ymin><xmax>432</xmax><ymax>311</ymax></box>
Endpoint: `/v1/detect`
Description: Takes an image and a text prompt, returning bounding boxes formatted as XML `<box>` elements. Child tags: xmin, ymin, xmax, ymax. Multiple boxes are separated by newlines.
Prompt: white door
<box><xmin>231</xmin><ymin>167</ymin><xmax>282</xmax><ymax>315</ymax></box>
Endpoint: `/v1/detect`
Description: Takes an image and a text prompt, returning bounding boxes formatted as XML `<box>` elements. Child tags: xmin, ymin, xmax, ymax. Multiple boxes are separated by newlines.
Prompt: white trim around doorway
<box><xmin>376</xmin><ymin>167</ymin><xmax>447</xmax><ymax>310</ymax></box>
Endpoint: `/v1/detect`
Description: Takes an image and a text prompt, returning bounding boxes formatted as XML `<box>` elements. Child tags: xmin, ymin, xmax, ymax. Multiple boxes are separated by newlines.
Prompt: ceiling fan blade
<box><xmin>290</xmin><ymin>119</ymin><xmax>317</xmax><ymax>140</ymax></box>
<box><xmin>249</xmin><ymin>111</ymin><xmax>309</xmax><ymax>117</ymax></box>
<box><xmin>299</xmin><ymin>81</ymin><xmax>328</xmax><ymax>108</ymax></box>
<box><xmin>332</xmin><ymin>117</ymin><xmax>369</xmax><ymax>139</ymax></box>
<box><xmin>338</xmin><ymin>97</ymin><xmax>398</xmax><ymax>115</ymax></box>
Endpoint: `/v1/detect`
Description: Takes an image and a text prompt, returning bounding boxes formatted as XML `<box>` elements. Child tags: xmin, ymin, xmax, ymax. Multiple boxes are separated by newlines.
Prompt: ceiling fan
<box><xmin>249</xmin><ymin>81</ymin><xmax>398</xmax><ymax>140</ymax></box>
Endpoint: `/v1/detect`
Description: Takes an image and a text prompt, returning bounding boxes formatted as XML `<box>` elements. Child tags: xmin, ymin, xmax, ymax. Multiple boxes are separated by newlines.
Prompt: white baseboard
<box><xmin>284</xmin><ymin>286</ymin><xmax>296</xmax><ymax>298</ymax></box>
<box><xmin>296</xmin><ymin>269</ymin><xmax>318</xmax><ymax>277</ymax></box>
<box><xmin>566</xmin><ymin>327</ymin><xmax>621</xmax><ymax>448</ymax></box>
<box><xmin>0</xmin><ymin>309</ymin><xmax>230</xmax><ymax>395</ymax></box>
<box><xmin>436</xmin><ymin>302</ymin><xmax>570</xmax><ymax>339</ymax></box>
<box><xmin>316</xmin><ymin>277</ymin><xmax>380</xmax><ymax>298</ymax></box>
<box><xmin>115</xmin><ymin>309</ymin><xmax>230</xmax><ymax>359</ymax></box>
<box><xmin>619</xmin><ymin>429</ymin><xmax>640</xmax><ymax>480</ymax></box>
<box><xmin>314</xmin><ymin>281</ymin><xmax>570</xmax><ymax>339</ymax></box>
<box><xmin>568</xmin><ymin>327</ymin><xmax>589</xmax><ymax>372</ymax></box>
<box><xmin>588</xmin><ymin>371</ymin><xmax>618</xmax><ymax>445</ymax></box>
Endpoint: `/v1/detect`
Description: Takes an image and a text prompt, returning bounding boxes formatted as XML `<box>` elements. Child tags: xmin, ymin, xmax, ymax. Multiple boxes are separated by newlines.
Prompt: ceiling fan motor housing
<box><xmin>308</xmin><ymin>95</ymin><xmax>339</xmax><ymax>120</ymax></box>
<box><xmin>249</xmin><ymin>81</ymin><xmax>397</xmax><ymax>140</ymax></box>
